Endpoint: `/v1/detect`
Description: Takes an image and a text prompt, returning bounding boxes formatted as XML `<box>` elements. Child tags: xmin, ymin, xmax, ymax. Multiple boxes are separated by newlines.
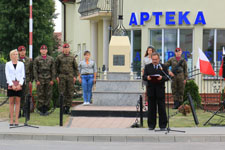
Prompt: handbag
<box><xmin>8</xmin><ymin>81</ymin><xmax>21</xmax><ymax>90</ymax></box>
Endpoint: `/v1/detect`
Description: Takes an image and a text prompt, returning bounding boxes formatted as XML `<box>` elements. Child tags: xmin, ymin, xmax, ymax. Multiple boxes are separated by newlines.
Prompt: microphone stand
<box><xmin>155</xmin><ymin>65</ymin><xmax>185</xmax><ymax>134</ymax></box>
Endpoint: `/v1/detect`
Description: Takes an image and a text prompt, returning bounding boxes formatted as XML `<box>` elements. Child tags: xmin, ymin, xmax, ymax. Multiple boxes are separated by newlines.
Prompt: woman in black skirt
<box><xmin>5</xmin><ymin>49</ymin><xmax>25</xmax><ymax>126</ymax></box>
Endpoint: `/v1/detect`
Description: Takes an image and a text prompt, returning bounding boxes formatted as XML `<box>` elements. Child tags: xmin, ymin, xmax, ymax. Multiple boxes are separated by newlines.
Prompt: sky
<box><xmin>53</xmin><ymin>0</ymin><xmax>62</xmax><ymax>32</ymax></box>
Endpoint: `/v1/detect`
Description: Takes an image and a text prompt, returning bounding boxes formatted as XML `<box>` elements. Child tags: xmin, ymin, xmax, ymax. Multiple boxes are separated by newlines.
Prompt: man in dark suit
<box><xmin>143</xmin><ymin>52</ymin><xmax>168</xmax><ymax>130</ymax></box>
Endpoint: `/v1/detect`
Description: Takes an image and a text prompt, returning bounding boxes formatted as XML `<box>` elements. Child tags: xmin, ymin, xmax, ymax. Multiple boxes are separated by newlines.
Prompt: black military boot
<box><xmin>173</xmin><ymin>101</ymin><xmax>179</xmax><ymax>109</ymax></box>
<box><xmin>63</xmin><ymin>106</ymin><xmax>67</xmax><ymax>114</ymax></box>
<box><xmin>66</xmin><ymin>106</ymin><xmax>70</xmax><ymax>115</ymax></box>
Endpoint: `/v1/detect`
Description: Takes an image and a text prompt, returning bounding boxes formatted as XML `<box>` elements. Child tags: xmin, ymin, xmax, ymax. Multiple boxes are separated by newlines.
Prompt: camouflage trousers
<box><xmin>58</xmin><ymin>75</ymin><xmax>74</xmax><ymax>107</ymax></box>
<box><xmin>20</xmin><ymin>81</ymin><xmax>30</xmax><ymax>109</ymax></box>
<box><xmin>37</xmin><ymin>79</ymin><xmax>53</xmax><ymax>109</ymax></box>
<box><xmin>171</xmin><ymin>74</ymin><xmax>185</xmax><ymax>103</ymax></box>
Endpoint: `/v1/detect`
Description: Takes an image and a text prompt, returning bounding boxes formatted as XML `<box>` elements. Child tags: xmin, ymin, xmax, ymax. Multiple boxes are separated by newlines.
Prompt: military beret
<box><xmin>40</xmin><ymin>45</ymin><xmax>47</xmax><ymax>49</ymax></box>
<box><xmin>18</xmin><ymin>46</ymin><xmax>26</xmax><ymax>51</ymax></box>
<box><xmin>63</xmin><ymin>43</ymin><xmax>70</xmax><ymax>48</ymax></box>
<box><xmin>175</xmin><ymin>48</ymin><xmax>182</xmax><ymax>52</ymax></box>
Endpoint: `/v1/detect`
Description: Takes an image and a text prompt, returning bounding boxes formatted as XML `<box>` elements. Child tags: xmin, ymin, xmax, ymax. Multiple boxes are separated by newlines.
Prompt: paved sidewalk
<box><xmin>67</xmin><ymin>117</ymin><xmax>135</xmax><ymax>128</ymax></box>
<box><xmin>0</xmin><ymin>121</ymin><xmax>225</xmax><ymax>143</ymax></box>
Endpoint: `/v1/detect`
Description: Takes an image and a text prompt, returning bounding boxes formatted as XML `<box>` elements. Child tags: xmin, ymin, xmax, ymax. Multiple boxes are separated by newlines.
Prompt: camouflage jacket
<box><xmin>33</xmin><ymin>55</ymin><xmax>55</xmax><ymax>81</ymax></box>
<box><xmin>164</xmin><ymin>56</ymin><xmax>188</xmax><ymax>79</ymax></box>
<box><xmin>19</xmin><ymin>56</ymin><xmax>33</xmax><ymax>82</ymax></box>
<box><xmin>55</xmin><ymin>53</ymin><xmax>78</xmax><ymax>77</ymax></box>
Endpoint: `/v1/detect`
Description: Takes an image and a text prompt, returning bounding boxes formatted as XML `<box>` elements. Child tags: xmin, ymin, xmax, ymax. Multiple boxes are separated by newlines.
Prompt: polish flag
<box><xmin>219</xmin><ymin>47</ymin><xmax>225</xmax><ymax>77</ymax></box>
<box><xmin>196</xmin><ymin>48</ymin><xmax>216</xmax><ymax>76</ymax></box>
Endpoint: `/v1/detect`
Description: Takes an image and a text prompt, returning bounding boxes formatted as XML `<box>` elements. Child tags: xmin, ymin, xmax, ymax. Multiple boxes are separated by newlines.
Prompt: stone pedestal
<box><xmin>92</xmin><ymin>72</ymin><xmax>144</xmax><ymax>106</ymax></box>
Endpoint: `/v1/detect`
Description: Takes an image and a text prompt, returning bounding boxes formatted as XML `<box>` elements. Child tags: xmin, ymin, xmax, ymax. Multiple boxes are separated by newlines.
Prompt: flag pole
<box><xmin>29</xmin><ymin>0</ymin><xmax>33</xmax><ymax>59</ymax></box>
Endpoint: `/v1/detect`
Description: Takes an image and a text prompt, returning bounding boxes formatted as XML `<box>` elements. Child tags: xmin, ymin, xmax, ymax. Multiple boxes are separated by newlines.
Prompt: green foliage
<box><xmin>184</xmin><ymin>80</ymin><xmax>202</xmax><ymax>108</ymax></box>
<box><xmin>0</xmin><ymin>57</ymin><xmax>7</xmax><ymax>64</ymax></box>
<box><xmin>0</xmin><ymin>0</ymin><xmax>57</xmax><ymax>60</ymax></box>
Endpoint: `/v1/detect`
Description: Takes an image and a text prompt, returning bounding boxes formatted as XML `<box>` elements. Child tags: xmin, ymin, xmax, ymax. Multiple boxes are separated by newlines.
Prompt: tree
<box><xmin>0</xmin><ymin>0</ymin><xmax>57</xmax><ymax>60</ymax></box>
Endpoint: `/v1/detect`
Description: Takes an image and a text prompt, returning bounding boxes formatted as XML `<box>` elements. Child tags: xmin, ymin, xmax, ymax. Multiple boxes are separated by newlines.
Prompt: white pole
<box><xmin>29</xmin><ymin>0</ymin><xmax>33</xmax><ymax>59</ymax></box>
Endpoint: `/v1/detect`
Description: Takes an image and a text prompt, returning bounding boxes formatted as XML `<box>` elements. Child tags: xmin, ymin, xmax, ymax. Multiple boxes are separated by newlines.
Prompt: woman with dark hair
<box><xmin>142</xmin><ymin>45</ymin><xmax>155</xmax><ymax>106</ymax></box>
<box><xmin>78</xmin><ymin>51</ymin><xmax>97</xmax><ymax>105</ymax></box>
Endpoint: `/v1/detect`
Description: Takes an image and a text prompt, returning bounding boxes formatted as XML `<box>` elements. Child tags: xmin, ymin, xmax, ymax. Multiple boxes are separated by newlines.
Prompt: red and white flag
<box><xmin>219</xmin><ymin>47</ymin><xmax>225</xmax><ymax>77</ymax></box>
<box><xmin>196</xmin><ymin>48</ymin><xmax>216</xmax><ymax>76</ymax></box>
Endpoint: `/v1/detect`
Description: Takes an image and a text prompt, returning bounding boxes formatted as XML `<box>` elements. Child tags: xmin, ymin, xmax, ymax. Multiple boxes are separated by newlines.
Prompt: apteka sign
<box><xmin>129</xmin><ymin>11</ymin><xmax>206</xmax><ymax>26</ymax></box>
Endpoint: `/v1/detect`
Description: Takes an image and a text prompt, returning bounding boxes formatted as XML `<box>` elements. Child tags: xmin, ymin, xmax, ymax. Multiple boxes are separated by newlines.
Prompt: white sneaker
<box><xmin>86</xmin><ymin>102</ymin><xmax>90</xmax><ymax>105</ymax></box>
<box><xmin>82</xmin><ymin>102</ymin><xmax>87</xmax><ymax>105</ymax></box>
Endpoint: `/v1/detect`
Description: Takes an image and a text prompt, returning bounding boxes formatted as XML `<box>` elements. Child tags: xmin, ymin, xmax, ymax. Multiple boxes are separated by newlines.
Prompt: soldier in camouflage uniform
<box><xmin>18</xmin><ymin>46</ymin><xmax>33</xmax><ymax>117</ymax></box>
<box><xmin>33</xmin><ymin>45</ymin><xmax>55</xmax><ymax>114</ymax></box>
<box><xmin>55</xmin><ymin>43</ymin><xmax>78</xmax><ymax>114</ymax></box>
<box><xmin>164</xmin><ymin>48</ymin><xmax>188</xmax><ymax>109</ymax></box>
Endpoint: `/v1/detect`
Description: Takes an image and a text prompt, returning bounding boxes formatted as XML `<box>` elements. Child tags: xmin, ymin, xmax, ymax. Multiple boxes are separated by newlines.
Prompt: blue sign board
<box><xmin>129</xmin><ymin>11</ymin><xmax>206</xmax><ymax>26</ymax></box>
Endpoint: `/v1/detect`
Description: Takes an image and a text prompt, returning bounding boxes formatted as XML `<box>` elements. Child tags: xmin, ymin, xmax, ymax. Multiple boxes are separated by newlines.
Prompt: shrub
<box><xmin>183</xmin><ymin>80</ymin><xmax>202</xmax><ymax>108</ymax></box>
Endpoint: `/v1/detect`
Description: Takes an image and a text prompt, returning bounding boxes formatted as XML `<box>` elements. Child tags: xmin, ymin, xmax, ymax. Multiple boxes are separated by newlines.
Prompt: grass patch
<box><xmin>0</xmin><ymin>104</ymin><xmax>69</xmax><ymax>126</ymax></box>
<box><xmin>143</xmin><ymin>108</ymin><xmax>225</xmax><ymax>128</ymax></box>
<box><xmin>73</xmin><ymin>98</ymin><xmax>83</xmax><ymax>102</ymax></box>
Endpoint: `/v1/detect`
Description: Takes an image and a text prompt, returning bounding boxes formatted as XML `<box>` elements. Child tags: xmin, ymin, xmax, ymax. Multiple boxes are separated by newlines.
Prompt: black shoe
<box><xmin>66</xmin><ymin>106</ymin><xmax>70</xmax><ymax>114</ymax></box>
<box><xmin>173</xmin><ymin>101</ymin><xmax>179</xmax><ymax>109</ymax></box>
<box><xmin>148</xmin><ymin>127</ymin><xmax>155</xmax><ymax>130</ymax></box>
<box><xmin>160</xmin><ymin>128</ymin><xmax>167</xmax><ymax>131</ymax></box>
<box><xmin>9</xmin><ymin>124</ymin><xmax>13</xmax><ymax>127</ymax></box>
<box><xmin>63</xmin><ymin>106</ymin><xmax>67</xmax><ymax>114</ymax></box>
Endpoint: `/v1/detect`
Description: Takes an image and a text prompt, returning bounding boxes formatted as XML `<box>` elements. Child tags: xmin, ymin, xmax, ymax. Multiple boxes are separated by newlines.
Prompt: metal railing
<box><xmin>78</xmin><ymin>0</ymin><xmax>112</xmax><ymax>17</ymax></box>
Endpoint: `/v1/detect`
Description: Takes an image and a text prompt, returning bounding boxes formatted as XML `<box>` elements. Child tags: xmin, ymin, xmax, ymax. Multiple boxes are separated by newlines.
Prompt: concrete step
<box><xmin>93</xmin><ymin>91</ymin><xmax>144</xmax><ymax>106</ymax></box>
<box><xmin>71</xmin><ymin>105</ymin><xmax>148</xmax><ymax>117</ymax></box>
<box><xmin>95</xmin><ymin>80</ymin><xmax>143</xmax><ymax>92</ymax></box>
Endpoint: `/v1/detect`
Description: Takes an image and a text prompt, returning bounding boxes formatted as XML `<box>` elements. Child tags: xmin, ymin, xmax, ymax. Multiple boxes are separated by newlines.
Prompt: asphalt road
<box><xmin>1</xmin><ymin>140</ymin><xmax>225</xmax><ymax>150</ymax></box>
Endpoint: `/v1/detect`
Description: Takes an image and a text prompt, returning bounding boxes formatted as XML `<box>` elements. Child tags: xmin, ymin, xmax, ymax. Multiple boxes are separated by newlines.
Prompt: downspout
<box><xmin>59</xmin><ymin>0</ymin><xmax>66</xmax><ymax>42</ymax></box>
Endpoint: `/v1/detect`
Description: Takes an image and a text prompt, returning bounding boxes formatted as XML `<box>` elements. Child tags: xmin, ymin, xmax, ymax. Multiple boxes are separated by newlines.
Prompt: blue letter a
<box><xmin>129</xmin><ymin>13</ymin><xmax>138</xmax><ymax>26</ymax></box>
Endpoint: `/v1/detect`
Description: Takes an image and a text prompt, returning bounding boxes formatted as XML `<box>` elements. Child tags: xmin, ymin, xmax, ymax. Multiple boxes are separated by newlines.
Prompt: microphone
<box><xmin>158</xmin><ymin>64</ymin><xmax>163</xmax><ymax>70</ymax></box>
<box><xmin>158</xmin><ymin>64</ymin><xmax>172</xmax><ymax>81</ymax></box>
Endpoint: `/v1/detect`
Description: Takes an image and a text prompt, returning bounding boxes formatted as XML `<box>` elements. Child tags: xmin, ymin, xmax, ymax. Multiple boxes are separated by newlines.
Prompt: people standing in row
<box><xmin>33</xmin><ymin>45</ymin><xmax>55</xmax><ymax>115</ymax></box>
<box><xmin>5</xmin><ymin>50</ymin><xmax>25</xmax><ymax>126</ymax></box>
<box><xmin>164</xmin><ymin>48</ymin><xmax>188</xmax><ymax>109</ymax></box>
<box><xmin>55</xmin><ymin>43</ymin><xmax>78</xmax><ymax>114</ymax></box>
<box><xmin>142</xmin><ymin>46</ymin><xmax>155</xmax><ymax>106</ymax></box>
<box><xmin>18</xmin><ymin>46</ymin><xmax>33</xmax><ymax>117</ymax></box>
<box><xmin>78</xmin><ymin>51</ymin><xmax>97</xmax><ymax>105</ymax></box>
<box><xmin>143</xmin><ymin>52</ymin><xmax>168</xmax><ymax>130</ymax></box>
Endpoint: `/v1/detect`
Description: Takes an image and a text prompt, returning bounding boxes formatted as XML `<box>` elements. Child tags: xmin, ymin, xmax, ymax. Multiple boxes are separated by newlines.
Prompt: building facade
<box><xmin>62</xmin><ymin>0</ymin><xmax>225</xmax><ymax>73</ymax></box>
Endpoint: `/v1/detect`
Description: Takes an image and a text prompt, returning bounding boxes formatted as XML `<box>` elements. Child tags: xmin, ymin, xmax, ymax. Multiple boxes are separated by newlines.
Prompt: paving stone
<box><xmin>143</xmin><ymin>136</ymin><xmax>159</xmax><ymax>142</ymax></box>
<box><xmin>205</xmin><ymin>136</ymin><xmax>221</xmax><ymax>142</ymax></box>
<box><xmin>78</xmin><ymin>136</ymin><xmax>94</xmax><ymax>142</ymax></box>
<box><xmin>94</xmin><ymin>136</ymin><xmax>111</xmax><ymax>142</ymax></box>
<box><xmin>63</xmin><ymin>135</ymin><xmax>78</xmax><ymax>141</ymax></box>
<box><xmin>126</xmin><ymin>136</ymin><xmax>143</xmax><ymax>142</ymax></box>
<box><xmin>32</xmin><ymin>135</ymin><xmax>47</xmax><ymax>140</ymax></box>
<box><xmin>190</xmin><ymin>136</ymin><xmax>205</xmax><ymax>142</ymax></box>
<box><xmin>111</xmin><ymin>136</ymin><xmax>126</xmax><ymax>142</ymax></box>
<box><xmin>46</xmin><ymin>135</ymin><xmax>63</xmax><ymax>141</ymax></box>
<box><xmin>158</xmin><ymin>136</ymin><xmax>175</xmax><ymax>142</ymax></box>
<box><xmin>174</xmin><ymin>136</ymin><xmax>190</xmax><ymax>142</ymax></box>
<box><xmin>4</xmin><ymin>134</ymin><xmax>32</xmax><ymax>140</ymax></box>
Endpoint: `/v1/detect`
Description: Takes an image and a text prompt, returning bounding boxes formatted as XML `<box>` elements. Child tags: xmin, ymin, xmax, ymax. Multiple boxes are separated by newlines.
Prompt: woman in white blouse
<box><xmin>142</xmin><ymin>46</ymin><xmax>155</xmax><ymax>106</ymax></box>
<box><xmin>5</xmin><ymin>49</ymin><xmax>25</xmax><ymax>126</ymax></box>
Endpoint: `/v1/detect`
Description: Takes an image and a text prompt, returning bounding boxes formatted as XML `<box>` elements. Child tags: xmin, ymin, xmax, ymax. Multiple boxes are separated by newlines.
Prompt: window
<box><xmin>164</xmin><ymin>29</ymin><xmax>177</xmax><ymax>62</ymax></box>
<box><xmin>203</xmin><ymin>29</ymin><xmax>225</xmax><ymax>66</ymax></box>
<box><xmin>150</xmin><ymin>29</ymin><xmax>162</xmax><ymax>56</ymax></box>
<box><xmin>150</xmin><ymin>29</ymin><xmax>193</xmax><ymax>68</ymax></box>
<box><xmin>127</xmin><ymin>30</ymin><xmax>142</xmax><ymax>73</ymax></box>
<box><xmin>203</xmin><ymin>29</ymin><xmax>214</xmax><ymax>63</ymax></box>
